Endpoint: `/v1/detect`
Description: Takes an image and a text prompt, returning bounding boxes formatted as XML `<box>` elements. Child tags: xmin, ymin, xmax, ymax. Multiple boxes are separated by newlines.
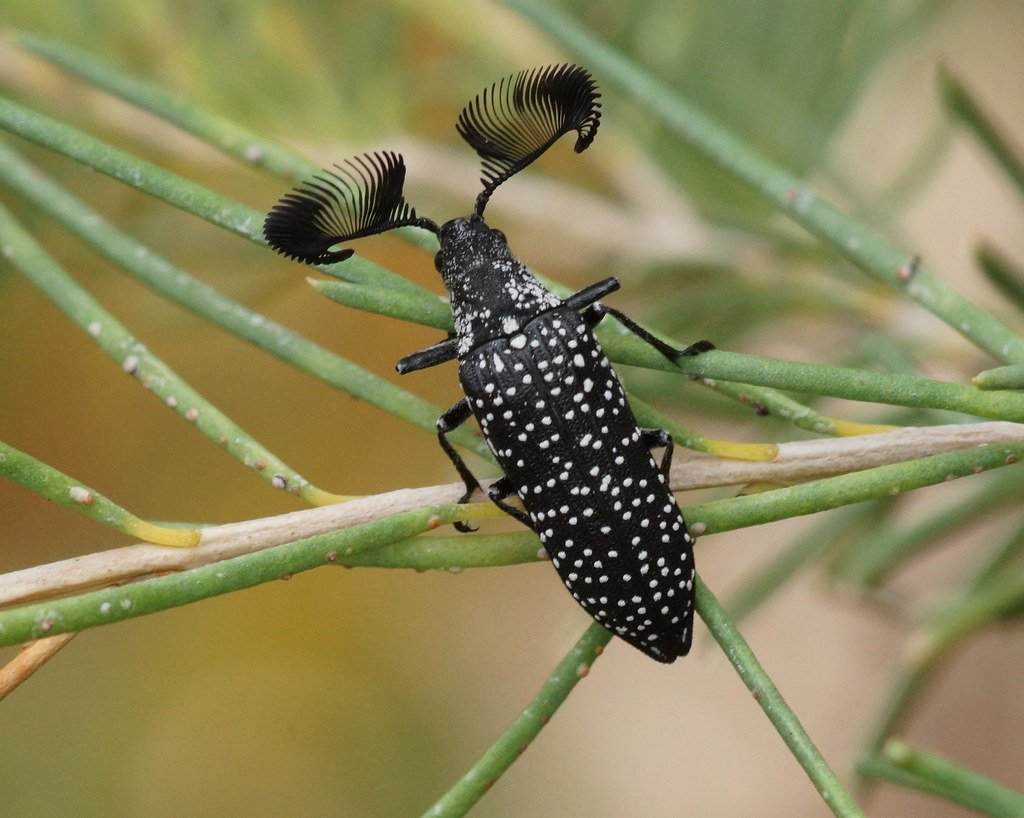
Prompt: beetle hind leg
<box><xmin>487</xmin><ymin>477</ymin><xmax>535</xmax><ymax>529</ymax></box>
<box><xmin>640</xmin><ymin>427</ymin><xmax>674</xmax><ymax>480</ymax></box>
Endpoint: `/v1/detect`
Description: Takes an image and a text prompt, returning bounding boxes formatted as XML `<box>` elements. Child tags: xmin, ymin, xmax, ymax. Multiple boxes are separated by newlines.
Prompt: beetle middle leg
<box><xmin>436</xmin><ymin>398</ymin><xmax>485</xmax><ymax>532</ymax></box>
<box><xmin>581</xmin><ymin>300</ymin><xmax>714</xmax><ymax>361</ymax></box>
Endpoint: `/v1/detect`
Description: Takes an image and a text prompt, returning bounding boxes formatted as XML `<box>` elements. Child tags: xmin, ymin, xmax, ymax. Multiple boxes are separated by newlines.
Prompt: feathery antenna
<box><xmin>456</xmin><ymin>64</ymin><xmax>601</xmax><ymax>216</ymax></box>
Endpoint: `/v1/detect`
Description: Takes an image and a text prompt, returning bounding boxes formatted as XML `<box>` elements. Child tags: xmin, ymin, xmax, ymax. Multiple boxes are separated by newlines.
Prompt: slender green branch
<box><xmin>336</xmin><ymin>531</ymin><xmax>540</xmax><ymax>571</ymax></box>
<box><xmin>11</xmin><ymin>32</ymin><xmax>441</xmax><ymax>254</ymax></box>
<box><xmin>421</xmin><ymin>622</ymin><xmax>613</xmax><ymax>818</ymax></box>
<box><xmin>860</xmin><ymin>662</ymin><xmax>934</xmax><ymax>758</ymax></box>
<box><xmin>311</xmin><ymin>279</ymin><xmax>453</xmax><ymax>332</ymax></box>
<box><xmin>831</xmin><ymin>470</ymin><xmax>1024</xmax><ymax>587</ymax></box>
<box><xmin>860</xmin><ymin>532</ymin><xmax>1024</xmax><ymax>754</ymax></box>
<box><xmin>958</xmin><ymin>522</ymin><xmax>1024</xmax><ymax>599</ymax></box>
<box><xmin>725</xmin><ymin>505</ymin><xmax>866</xmax><ymax>625</ymax></box>
<box><xmin>0</xmin><ymin>441</ymin><xmax>198</xmax><ymax>546</ymax></box>
<box><xmin>6</xmin><ymin>98</ymin><xmax>1015</xmax><ymax>428</ymax></box>
<box><xmin>973</xmin><ymin>363</ymin><xmax>1024</xmax><ymax>391</ymax></box>
<box><xmin>910</xmin><ymin>567</ymin><xmax>1024</xmax><ymax>668</ymax></box>
<box><xmin>685</xmin><ymin>441</ymin><xmax>1024</xmax><ymax>537</ymax></box>
<box><xmin>10</xmin><ymin>434</ymin><xmax>1024</xmax><ymax>616</ymax></box>
<box><xmin>12</xmin><ymin>30</ymin><xmax>318</xmax><ymax>181</ymax></box>
<box><xmin>976</xmin><ymin>242</ymin><xmax>1024</xmax><ymax>315</ymax></box>
<box><xmin>940</xmin><ymin>64</ymin><xmax>1024</xmax><ymax>198</ymax></box>
<box><xmin>696</xmin><ymin>577</ymin><xmax>864</xmax><ymax>817</ymax></box>
<box><xmin>0</xmin><ymin>200</ymin><xmax>340</xmax><ymax>504</ymax></box>
<box><xmin>0</xmin><ymin>141</ymin><xmax>489</xmax><ymax>462</ymax></box>
<box><xmin>608</xmin><ymin>342</ymin><xmax>1024</xmax><ymax>423</ymax></box>
<box><xmin>501</xmin><ymin>0</ymin><xmax>1024</xmax><ymax>365</ymax></box>
<box><xmin>679</xmin><ymin>376</ymin><xmax>896</xmax><ymax>437</ymax></box>
<box><xmin>627</xmin><ymin>395</ymin><xmax>777</xmax><ymax>461</ymax></box>
<box><xmin>858</xmin><ymin>740</ymin><xmax>1024</xmax><ymax>818</ymax></box>
<box><xmin>0</xmin><ymin>506</ymin><xmax>463</xmax><ymax>647</ymax></box>
<box><xmin>0</xmin><ymin>94</ymin><xmax>435</xmax><ymax>299</ymax></box>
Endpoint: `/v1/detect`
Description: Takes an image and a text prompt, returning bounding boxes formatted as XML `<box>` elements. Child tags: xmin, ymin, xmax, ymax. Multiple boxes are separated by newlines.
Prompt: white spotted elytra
<box><xmin>264</xmin><ymin>65</ymin><xmax>713</xmax><ymax>663</ymax></box>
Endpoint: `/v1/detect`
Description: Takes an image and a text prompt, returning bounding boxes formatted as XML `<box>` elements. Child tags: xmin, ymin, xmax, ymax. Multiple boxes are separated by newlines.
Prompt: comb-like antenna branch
<box><xmin>456</xmin><ymin>64</ymin><xmax>601</xmax><ymax>215</ymax></box>
<box><xmin>263</xmin><ymin>151</ymin><xmax>437</xmax><ymax>265</ymax></box>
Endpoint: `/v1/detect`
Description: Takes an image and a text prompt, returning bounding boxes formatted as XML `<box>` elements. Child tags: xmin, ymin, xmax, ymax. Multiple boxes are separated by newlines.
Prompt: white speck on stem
<box><xmin>69</xmin><ymin>486</ymin><xmax>94</xmax><ymax>506</ymax></box>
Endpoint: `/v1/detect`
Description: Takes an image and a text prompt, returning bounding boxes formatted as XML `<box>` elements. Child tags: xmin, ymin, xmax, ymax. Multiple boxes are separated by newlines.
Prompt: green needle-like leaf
<box><xmin>0</xmin><ymin>441</ymin><xmax>198</xmax><ymax>546</ymax></box>
<box><xmin>0</xmin><ymin>200</ymin><xmax>338</xmax><ymax>503</ymax></box>
<box><xmin>940</xmin><ymin>64</ymin><xmax>1024</xmax><ymax>199</ymax></box>
<box><xmin>501</xmin><ymin>0</ymin><xmax>1024</xmax><ymax>365</ymax></box>
<box><xmin>859</xmin><ymin>740</ymin><xmax>1024</xmax><ymax>818</ymax></box>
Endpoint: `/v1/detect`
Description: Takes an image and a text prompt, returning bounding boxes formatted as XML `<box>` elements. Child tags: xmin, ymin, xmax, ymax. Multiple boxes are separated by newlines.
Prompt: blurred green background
<box><xmin>1</xmin><ymin>1</ymin><xmax>1023</xmax><ymax>816</ymax></box>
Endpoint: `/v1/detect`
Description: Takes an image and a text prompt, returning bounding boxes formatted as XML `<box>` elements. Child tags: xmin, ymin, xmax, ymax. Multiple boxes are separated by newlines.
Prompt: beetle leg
<box><xmin>563</xmin><ymin>277</ymin><xmax>620</xmax><ymax>312</ymax></box>
<box><xmin>396</xmin><ymin>337</ymin><xmax>459</xmax><ymax>374</ymax></box>
<box><xmin>640</xmin><ymin>427</ymin><xmax>674</xmax><ymax>479</ymax></box>
<box><xmin>582</xmin><ymin>303</ymin><xmax>714</xmax><ymax>361</ymax></box>
<box><xmin>487</xmin><ymin>477</ymin><xmax>535</xmax><ymax>529</ymax></box>
<box><xmin>436</xmin><ymin>398</ymin><xmax>483</xmax><ymax>532</ymax></box>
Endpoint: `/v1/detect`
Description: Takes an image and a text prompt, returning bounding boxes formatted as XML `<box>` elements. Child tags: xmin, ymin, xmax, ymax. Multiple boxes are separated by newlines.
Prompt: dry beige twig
<box><xmin>1</xmin><ymin>422</ymin><xmax>1020</xmax><ymax>610</ymax></box>
<box><xmin>0</xmin><ymin>633</ymin><xmax>77</xmax><ymax>701</ymax></box>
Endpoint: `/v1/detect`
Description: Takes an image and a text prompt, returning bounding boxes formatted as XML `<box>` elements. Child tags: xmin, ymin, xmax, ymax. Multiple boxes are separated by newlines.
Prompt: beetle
<box><xmin>264</xmin><ymin>64</ymin><xmax>713</xmax><ymax>662</ymax></box>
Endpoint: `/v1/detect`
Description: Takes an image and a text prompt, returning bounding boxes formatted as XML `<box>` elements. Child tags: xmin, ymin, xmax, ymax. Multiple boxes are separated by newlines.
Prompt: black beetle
<box><xmin>264</xmin><ymin>65</ymin><xmax>712</xmax><ymax>662</ymax></box>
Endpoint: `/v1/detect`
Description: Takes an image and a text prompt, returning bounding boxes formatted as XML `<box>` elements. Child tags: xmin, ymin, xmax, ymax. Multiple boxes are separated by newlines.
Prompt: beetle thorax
<box><xmin>435</xmin><ymin>216</ymin><xmax>562</xmax><ymax>356</ymax></box>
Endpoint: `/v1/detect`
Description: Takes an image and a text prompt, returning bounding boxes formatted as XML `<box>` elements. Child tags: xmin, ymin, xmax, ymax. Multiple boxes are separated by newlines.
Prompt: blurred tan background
<box><xmin>1</xmin><ymin>1</ymin><xmax>1023</xmax><ymax>816</ymax></box>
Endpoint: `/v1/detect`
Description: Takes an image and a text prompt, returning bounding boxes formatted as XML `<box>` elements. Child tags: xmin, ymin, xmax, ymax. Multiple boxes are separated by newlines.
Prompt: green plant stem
<box><xmin>912</xmin><ymin>567</ymin><xmax>1024</xmax><ymax>667</ymax></box>
<box><xmin>502</xmin><ymin>0</ymin><xmax>1024</xmax><ymax>365</ymax></box>
<box><xmin>973</xmin><ymin>363</ymin><xmax>1024</xmax><ymax>391</ymax></box>
<box><xmin>725</xmin><ymin>505</ymin><xmax>865</xmax><ymax>625</ymax></box>
<box><xmin>680</xmin><ymin>376</ymin><xmax>868</xmax><ymax>436</ymax></box>
<box><xmin>11</xmin><ymin>30</ymin><xmax>317</xmax><ymax>181</ymax></box>
<box><xmin>420</xmin><ymin>622</ymin><xmax>613</xmax><ymax>818</ymax></box>
<box><xmin>0</xmin><ymin>441</ymin><xmax>198</xmax><ymax>546</ymax></box>
<box><xmin>344</xmin><ymin>532</ymin><xmax>542</xmax><ymax>570</ymax></box>
<box><xmin>858</xmin><ymin>740</ymin><xmax>1024</xmax><ymax>818</ymax></box>
<box><xmin>832</xmin><ymin>469</ymin><xmax>1024</xmax><ymax>587</ymax></box>
<box><xmin>610</xmin><ymin>343</ymin><xmax>1024</xmax><ymax>423</ymax></box>
<box><xmin>684</xmin><ymin>441</ymin><xmax>1024</xmax><ymax>537</ymax></box>
<box><xmin>425</xmin><ymin>575</ymin><xmax>866</xmax><ymax>818</ymax></box>
<box><xmin>860</xmin><ymin>545</ymin><xmax>1024</xmax><ymax>755</ymax></box>
<box><xmin>3</xmin><ymin>435</ymin><xmax>1021</xmax><ymax>639</ymax></box>
<box><xmin>10</xmin><ymin>31</ymin><xmax>443</xmax><ymax>256</ymax></box>
<box><xmin>696</xmin><ymin>577</ymin><xmax>864</xmax><ymax>817</ymax></box>
<box><xmin>960</xmin><ymin>522</ymin><xmax>1024</xmax><ymax>598</ymax></box>
<box><xmin>0</xmin><ymin>141</ymin><xmax>489</xmax><ymax>461</ymax></box>
<box><xmin>311</xmin><ymin>279</ymin><xmax>453</xmax><ymax>332</ymax></box>
<box><xmin>0</xmin><ymin>506</ymin><xmax>463</xmax><ymax>647</ymax></box>
<box><xmin>940</xmin><ymin>64</ymin><xmax>1024</xmax><ymax>199</ymax></box>
<box><xmin>860</xmin><ymin>663</ymin><xmax>933</xmax><ymax>757</ymax></box>
<box><xmin>0</xmin><ymin>200</ymin><xmax>336</xmax><ymax>503</ymax></box>
<box><xmin>976</xmin><ymin>242</ymin><xmax>1024</xmax><ymax>315</ymax></box>
<box><xmin>0</xmin><ymin>94</ymin><xmax>435</xmax><ymax>300</ymax></box>
<box><xmin>5</xmin><ymin>98</ymin><xmax>1019</xmax><ymax>424</ymax></box>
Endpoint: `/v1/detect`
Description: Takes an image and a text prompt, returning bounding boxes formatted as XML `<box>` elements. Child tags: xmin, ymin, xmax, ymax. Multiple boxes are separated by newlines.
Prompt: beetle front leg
<box><xmin>487</xmin><ymin>476</ymin><xmax>535</xmax><ymax>530</ymax></box>
<box><xmin>436</xmin><ymin>398</ymin><xmax>485</xmax><ymax>532</ymax></box>
<box><xmin>396</xmin><ymin>337</ymin><xmax>459</xmax><ymax>374</ymax></box>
